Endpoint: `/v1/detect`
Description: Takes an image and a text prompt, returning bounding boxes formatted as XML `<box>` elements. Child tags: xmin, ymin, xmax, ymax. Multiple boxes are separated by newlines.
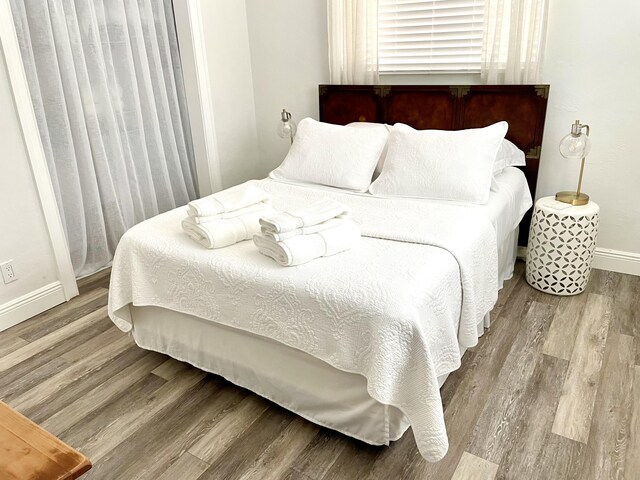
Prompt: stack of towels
<box><xmin>253</xmin><ymin>198</ymin><xmax>361</xmax><ymax>266</ymax></box>
<box><xmin>182</xmin><ymin>184</ymin><xmax>274</xmax><ymax>249</ymax></box>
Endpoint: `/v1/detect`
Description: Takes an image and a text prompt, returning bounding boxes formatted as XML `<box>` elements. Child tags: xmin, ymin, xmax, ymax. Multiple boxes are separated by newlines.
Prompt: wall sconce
<box><xmin>277</xmin><ymin>109</ymin><xmax>296</xmax><ymax>145</ymax></box>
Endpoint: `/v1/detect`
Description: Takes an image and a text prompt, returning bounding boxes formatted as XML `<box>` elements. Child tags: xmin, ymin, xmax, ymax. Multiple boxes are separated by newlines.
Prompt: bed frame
<box><xmin>318</xmin><ymin>84</ymin><xmax>550</xmax><ymax>246</ymax></box>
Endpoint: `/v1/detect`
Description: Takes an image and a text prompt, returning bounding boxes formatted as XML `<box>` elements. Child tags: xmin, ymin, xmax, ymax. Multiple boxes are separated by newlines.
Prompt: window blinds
<box><xmin>379</xmin><ymin>0</ymin><xmax>485</xmax><ymax>73</ymax></box>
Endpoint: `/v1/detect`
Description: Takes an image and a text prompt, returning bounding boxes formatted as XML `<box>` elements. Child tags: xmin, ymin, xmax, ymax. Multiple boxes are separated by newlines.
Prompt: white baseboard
<box><xmin>517</xmin><ymin>246</ymin><xmax>640</xmax><ymax>276</ymax></box>
<box><xmin>0</xmin><ymin>281</ymin><xmax>66</xmax><ymax>332</ymax></box>
<box><xmin>592</xmin><ymin>248</ymin><xmax>640</xmax><ymax>276</ymax></box>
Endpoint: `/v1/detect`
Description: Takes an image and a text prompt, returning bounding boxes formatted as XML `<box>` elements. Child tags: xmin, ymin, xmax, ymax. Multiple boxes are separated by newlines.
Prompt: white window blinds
<box><xmin>379</xmin><ymin>0</ymin><xmax>485</xmax><ymax>73</ymax></box>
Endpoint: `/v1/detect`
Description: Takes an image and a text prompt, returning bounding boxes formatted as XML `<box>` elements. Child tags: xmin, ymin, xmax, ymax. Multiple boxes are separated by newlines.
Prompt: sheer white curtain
<box><xmin>327</xmin><ymin>0</ymin><xmax>379</xmax><ymax>84</ymax></box>
<box><xmin>481</xmin><ymin>0</ymin><xmax>549</xmax><ymax>83</ymax></box>
<box><xmin>10</xmin><ymin>0</ymin><xmax>197</xmax><ymax>277</ymax></box>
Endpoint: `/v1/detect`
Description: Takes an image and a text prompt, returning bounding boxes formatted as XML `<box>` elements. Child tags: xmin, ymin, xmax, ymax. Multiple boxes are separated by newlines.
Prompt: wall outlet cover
<box><xmin>1</xmin><ymin>261</ymin><xmax>18</xmax><ymax>284</ymax></box>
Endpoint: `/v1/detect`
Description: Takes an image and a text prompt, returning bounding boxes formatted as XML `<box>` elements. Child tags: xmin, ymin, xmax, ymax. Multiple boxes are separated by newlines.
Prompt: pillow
<box><xmin>369</xmin><ymin>121</ymin><xmax>508</xmax><ymax>204</ymax></box>
<box><xmin>494</xmin><ymin>139</ymin><xmax>526</xmax><ymax>174</ymax></box>
<box><xmin>346</xmin><ymin>122</ymin><xmax>391</xmax><ymax>176</ymax></box>
<box><xmin>270</xmin><ymin>118</ymin><xmax>388</xmax><ymax>192</ymax></box>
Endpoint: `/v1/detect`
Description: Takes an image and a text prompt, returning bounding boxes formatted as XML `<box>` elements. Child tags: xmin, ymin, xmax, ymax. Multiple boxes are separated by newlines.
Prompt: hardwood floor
<box><xmin>0</xmin><ymin>263</ymin><xmax>638</xmax><ymax>479</ymax></box>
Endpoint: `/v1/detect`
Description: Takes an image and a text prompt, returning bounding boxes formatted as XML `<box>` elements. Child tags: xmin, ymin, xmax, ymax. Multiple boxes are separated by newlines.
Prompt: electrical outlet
<box><xmin>1</xmin><ymin>261</ymin><xmax>18</xmax><ymax>284</ymax></box>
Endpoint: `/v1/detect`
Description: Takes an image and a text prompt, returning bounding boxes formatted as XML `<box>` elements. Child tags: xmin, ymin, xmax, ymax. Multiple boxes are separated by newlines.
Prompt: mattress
<box><xmin>108</xmin><ymin>167</ymin><xmax>532</xmax><ymax>461</ymax></box>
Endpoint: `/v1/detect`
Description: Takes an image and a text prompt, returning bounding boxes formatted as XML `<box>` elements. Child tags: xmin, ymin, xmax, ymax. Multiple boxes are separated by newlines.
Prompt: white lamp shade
<box><xmin>559</xmin><ymin>132</ymin><xmax>591</xmax><ymax>159</ymax></box>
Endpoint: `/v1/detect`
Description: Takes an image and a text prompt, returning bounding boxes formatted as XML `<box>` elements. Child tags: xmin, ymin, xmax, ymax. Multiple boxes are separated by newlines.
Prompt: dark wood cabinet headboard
<box><xmin>318</xmin><ymin>84</ymin><xmax>550</xmax><ymax>247</ymax></box>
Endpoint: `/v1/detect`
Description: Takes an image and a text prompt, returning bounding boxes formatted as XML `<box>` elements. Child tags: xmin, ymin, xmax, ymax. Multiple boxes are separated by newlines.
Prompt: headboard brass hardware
<box><xmin>535</xmin><ymin>85</ymin><xmax>549</xmax><ymax>99</ymax></box>
<box><xmin>449</xmin><ymin>86</ymin><xmax>471</xmax><ymax>98</ymax></box>
<box><xmin>375</xmin><ymin>85</ymin><xmax>391</xmax><ymax>97</ymax></box>
<box><xmin>526</xmin><ymin>145</ymin><xmax>542</xmax><ymax>159</ymax></box>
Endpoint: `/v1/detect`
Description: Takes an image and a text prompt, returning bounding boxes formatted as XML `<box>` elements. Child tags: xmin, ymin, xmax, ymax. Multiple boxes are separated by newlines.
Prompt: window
<box><xmin>378</xmin><ymin>0</ymin><xmax>485</xmax><ymax>74</ymax></box>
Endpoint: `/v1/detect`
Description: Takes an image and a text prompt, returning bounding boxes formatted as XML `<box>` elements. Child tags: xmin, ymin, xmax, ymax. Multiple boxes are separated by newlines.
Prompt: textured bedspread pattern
<box><xmin>108</xmin><ymin>179</ymin><xmax>499</xmax><ymax>462</ymax></box>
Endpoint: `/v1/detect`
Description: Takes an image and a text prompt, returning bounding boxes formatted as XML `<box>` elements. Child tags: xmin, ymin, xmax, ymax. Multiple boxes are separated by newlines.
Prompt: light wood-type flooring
<box><xmin>0</xmin><ymin>262</ymin><xmax>638</xmax><ymax>479</ymax></box>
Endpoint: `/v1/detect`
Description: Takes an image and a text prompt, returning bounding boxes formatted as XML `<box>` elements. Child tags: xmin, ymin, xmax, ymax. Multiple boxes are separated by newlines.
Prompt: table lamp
<box><xmin>277</xmin><ymin>109</ymin><xmax>296</xmax><ymax>144</ymax></box>
<box><xmin>556</xmin><ymin>119</ymin><xmax>591</xmax><ymax>206</ymax></box>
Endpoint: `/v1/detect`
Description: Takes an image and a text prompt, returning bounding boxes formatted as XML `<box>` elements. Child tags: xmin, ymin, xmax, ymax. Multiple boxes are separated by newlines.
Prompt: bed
<box><xmin>108</xmin><ymin>84</ymin><xmax>549</xmax><ymax>462</ymax></box>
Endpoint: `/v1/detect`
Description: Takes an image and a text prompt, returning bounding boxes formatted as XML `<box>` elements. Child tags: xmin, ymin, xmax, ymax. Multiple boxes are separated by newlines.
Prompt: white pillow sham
<box><xmin>494</xmin><ymin>139</ymin><xmax>526</xmax><ymax>174</ymax></box>
<box><xmin>270</xmin><ymin>118</ymin><xmax>388</xmax><ymax>192</ymax></box>
<box><xmin>369</xmin><ymin>122</ymin><xmax>508</xmax><ymax>204</ymax></box>
<box><xmin>346</xmin><ymin>122</ymin><xmax>391</xmax><ymax>176</ymax></box>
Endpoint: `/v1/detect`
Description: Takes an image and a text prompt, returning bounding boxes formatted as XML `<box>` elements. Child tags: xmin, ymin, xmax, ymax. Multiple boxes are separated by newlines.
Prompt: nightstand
<box><xmin>526</xmin><ymin>196</ymin><xmax>600</xmax><ymax>295</ymax></box>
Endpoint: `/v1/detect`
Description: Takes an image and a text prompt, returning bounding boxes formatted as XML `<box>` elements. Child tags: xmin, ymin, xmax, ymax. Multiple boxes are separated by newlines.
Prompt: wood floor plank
<box><xmin>59</xmin><ymin>373</ymin><xmax>166</xmax><ymax>446</ymax></box>
<box><xmin>611</xmin><ymin>274</ymin><xmax>640</xmax><ymax>337</ymax></box>
<box><xmin>626</xmin><ymin>366</ymin><xmax>640</xmax><ymax>479</ymax></box>
<box><xmin>493</xmin><ymin>354</ymin><xmax>569</xmax><ymax>479</ymax></box>
<box><xmin>579</xmin><ymin>333</ymin><xmax>635</xmax><ymax>479</ymax></box>
<box><xmin>60</xmin><ymin>326</ymin><xmax>125</xmax><ymax>362</ymax></box>
<box><xmin>76</xmin><ymin>366</ymin><xmax>207</xmax><ymax>461</ymax></box>
<box><xmin>76</xmin><ymin>267</ymin><xmax>111</xmax><ymax>295</ymax></box>
<box><xmin>189</xmin><ymin>393</ymin><xmax>270</xmax><ymax>463</ymax></box>
<box><xmin>552</xmin><ymin>293</ymin><xmax>612</xmax><ymax>443</ymax></box>
<box><xmin>533</xmin><ymin>433</ymin><xmax>586</xmax><ymax>480</ymax></box>
<box><xmin>151</xmin><ymin>357</ymin><xmax>190</xmax><ymax>381</ymax></box>
<box><xmin>238</xmin><ymin>416</ymin><xmax>319</xmax><ymax>480</ymax></box>
<box><xmin>107</xmin><ymin>384</ymin><xmax>248</xmax><ymax>480</ymax></box>
<box><xmin>0</xmin><ymin>327</ymin><xmax>104</xmax><ymax>393</ymax></box>
<box><xmin>584</xmin><ymin>268</ymin><xmax>622</xmax><ymax>297</ymax></box>
<box><xmin>0</xmin><ymin>335</ymin><xmax>28</xmax><ymax>358</ymax></box>
<box><xmin>198</xmin><ymin>406</ymin><xmax>296</xmax><ymax>480</ymax></box>
<box><xmin>10</xmin><ymin>334</ymin><xmax>134</xmax><ymax>417</ymax></box>
<box><xmin>9</xmin><ymin>288</ymin><xmax>108</xmax><ymax>342</ymax></box>
<box><xmin>0</xmin><ymin>356</ymin><xmax>71</xmax><ymax>404</ymax></box>
<box><xmin>157</xmin><ymin>452</ymin><xmax>209</xmax><ymax>480</ymax></box>
<box><xmin>542</xmin><ymin>294</ymin><xmax>587</xmax><ymax>360</ymax></box>
<box><xmin>0</xmin><ymin>306</ymin><xmax>109</xmax><ymax>373</ymax></box>
<box><xmin>291</xmin><ymin>429</ymin><xmax>349</xmax><ymax>480</ymax></box>
<box><xmin>86</xmin><ymin>375</ymin><xmax>223</xmax><ymax>480</ymax></box>
<box><xmin>318</xmin><ymin>437</ymin><xmax>381</xmax><ymax>480</ymax></box>
<box><xmin>467</xmin><ymin>301</ymin><xmax>555</xmax><ymax>464</ymax></box>
<box><xmin>40</xmin><ymin>350</ymin><xmax>167</xmax><ymax>435</ymax></box>
<box><xmin>451</xmin><ymin>452</ymin><xmax>498</xmax><ymax>480</ymax></box>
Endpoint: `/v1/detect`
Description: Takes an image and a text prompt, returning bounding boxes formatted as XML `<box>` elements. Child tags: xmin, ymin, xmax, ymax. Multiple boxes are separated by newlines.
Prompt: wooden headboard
<box><xmin>318</xmin><ymin>84</ymin><xmax>550</xmax><ymax>246</ymax></box>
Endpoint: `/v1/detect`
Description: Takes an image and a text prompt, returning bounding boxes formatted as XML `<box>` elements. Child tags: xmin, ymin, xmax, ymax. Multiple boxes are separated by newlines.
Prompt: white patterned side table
<box><xmin>526</xmin><ymin>196</ymin><xmax>600</xmax><ymax>296</ymax></box>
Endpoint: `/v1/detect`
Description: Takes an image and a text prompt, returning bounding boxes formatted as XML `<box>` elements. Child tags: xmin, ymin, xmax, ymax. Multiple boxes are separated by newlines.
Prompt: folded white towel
<box><xmin>259</xmin><ymin>198</ymin><xmax>351</xmax><ymax>234</ymax></box>
<box><xmin>253</xmin><ymin>220</ymin><xmax>361</xmax><ymax>266</ymax></box>
<box><xmin>182</xmin><ymin>207</ymin><xmax>275</xmax><ymax>249</ymax></box>
<box><xmin>261</xmin><ymin>217</ymin><xmax>350</xmax><ymax>242</ymax></box>
<box><xmin>187</xmin><ymin>183</ymin><xmax>271</xmax><ymax>218</ymax></box>
<box><xmin>190</xmin><ymin>203</ymin><xmax>270</xmax><ymax>223</ymax></box>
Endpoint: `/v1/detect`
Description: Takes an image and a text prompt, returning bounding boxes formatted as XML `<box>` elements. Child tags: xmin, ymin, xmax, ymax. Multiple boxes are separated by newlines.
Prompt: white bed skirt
<box><xmin>125</xmin><ymin>227</ymin><xmax>519</xmax><ymax>447</ymax></box>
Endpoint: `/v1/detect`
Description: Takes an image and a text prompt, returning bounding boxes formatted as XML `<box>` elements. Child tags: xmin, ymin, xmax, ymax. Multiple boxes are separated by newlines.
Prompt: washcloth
<box><xmin>182</xmin><ymin>207</ymin><xmax>274</xmax><ymax>249</ymax></box>
<box><xmin>259</xmin><ymin>198</ymin><xmax>350</xmax><ymax>234</ymax></box>
<box><xmin>187</xmin><ymin>183</ymin><xmax>271</xmax><ymax>218</ymax></box>
<box><xmin>253</xmin><ymin>220</ymin><xmax>360</xmax><ymax>266</ymax></box>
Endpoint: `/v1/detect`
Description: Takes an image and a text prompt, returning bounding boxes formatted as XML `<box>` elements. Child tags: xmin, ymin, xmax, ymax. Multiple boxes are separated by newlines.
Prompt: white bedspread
<box><xmin>108</xmin><ymin>178</ymin><xmax>509</xmax><ymax>462</ymax></box>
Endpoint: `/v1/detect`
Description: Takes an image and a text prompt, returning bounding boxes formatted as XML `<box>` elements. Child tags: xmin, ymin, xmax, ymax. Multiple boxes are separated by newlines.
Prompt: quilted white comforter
<box><xmin>108</xmin><ymin>179</ymin><xmax>500</xmax><ymax>462</ymax></box>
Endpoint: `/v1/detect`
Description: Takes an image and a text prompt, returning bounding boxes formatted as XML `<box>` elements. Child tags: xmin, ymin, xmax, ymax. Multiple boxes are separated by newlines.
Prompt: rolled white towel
<box><xmin>182</xmin><ymin>207</ymin><xmax>275</xmax><ymax>249</ymax></box>
<box><xmin>259</xmin><ymin>198</ymin><xmax>351</xmax><ymax>234</ymax></box>
<box><xmin>260</xmin><ymin>217</ymin><xmax>349</xmax><ymax>242</ymax></box>
<box><xmin>253</xmin><ymin>220</ymin><xmax>361</xmax><ymax>266</ymax></box>
<box><xmin>187</xmin><ymin>183</ymin><xmax>271</xmax><ymax>218</ymax></box>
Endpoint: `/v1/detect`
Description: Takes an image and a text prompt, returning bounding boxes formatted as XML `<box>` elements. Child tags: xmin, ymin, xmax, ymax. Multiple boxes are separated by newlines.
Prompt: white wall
<box><xmin>199</xmin><ymin>0</ymin><xmax>261</xmax><ymax>188</ymax></box>
<box><xmin>0</xmin><ymin>44</ymin><xmax>60</xmax><ymax>308</ymax></box>
<box><xmin>537</xmin><ymin>0</ymin><xmax>640</xmax><ymax>261</ymax></box>
<box><xmin>245</xmin><ymin>0</ymin><xmax>330</xmax><ymax>177</ymax></box>
<box><xmin>241</xmin><ymin>0</ymin><xmax>640</xmax><ymax>273</ymax></box>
